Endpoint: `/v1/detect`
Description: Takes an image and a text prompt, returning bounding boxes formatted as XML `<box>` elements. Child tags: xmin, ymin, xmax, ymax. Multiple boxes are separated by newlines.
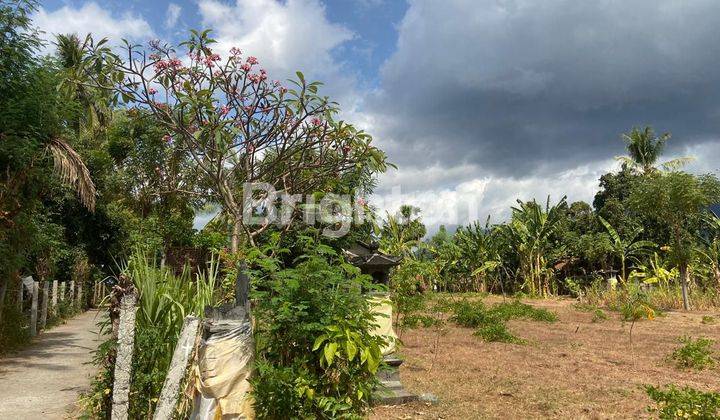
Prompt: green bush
<box><xmin>251</xmin><ymin>239</ymin><xmax>388</xmax><ymax>418</ymax></box>
<box><xmin>646</xmin><ymin>385</ymin><xmax>720</xmax><ymax>419</ymax></box>
<box><xmin>474</xmin><ymin>322</ymin><xmax>524</xmax><ymax>344</ymax></box>
<box><xmin>401</xmin><ymin>314</ymin><xmax>443</xmax><ymax>328</ymax></box>
<box><xmin>669</xmin><ymin>336</ymin><xmax>716</xmax><ymax>370</ymax></box>
<box><xmin>448</xmin><ymin>299</ymin><xmax>556</xmax><ymax>344</ymax></box>
<box><xmin>0</xmin><ymin>304</ymin><xmax>31</xmax><ymax>354</ymax></box>
<box><xmin>449</xmin><ymin>300</ymin><xmax>492</xmax><ymax>328</ymax></box>
<box><xmin>490</xmin><ymin>300</ymin><xmax>558</xmax><ymax>322</ymax></box>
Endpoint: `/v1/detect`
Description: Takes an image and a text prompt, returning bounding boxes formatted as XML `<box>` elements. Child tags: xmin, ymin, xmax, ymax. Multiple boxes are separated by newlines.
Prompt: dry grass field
<box><xmin>372</xmin><ymin>296</ymin><xmax>720</xmax><ymax>419</ymax></box>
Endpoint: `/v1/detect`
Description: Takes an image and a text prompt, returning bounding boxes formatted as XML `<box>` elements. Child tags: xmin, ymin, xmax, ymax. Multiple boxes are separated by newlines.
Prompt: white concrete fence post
<box><xmin>40</xmin><ymin>281</ymin><xmax>49</xmax><ymax>330</ymax></box>
<box><xmin>30</xmin><ymin>281</ymin><xmax>39</xmax><ymax>337</ymax></box>
<box><xmin>111</xmin><ymin>291</ymin><xmax>138</xmax><ymax>420</ymax></box>
<box><xmin>51</xmin><ymin>279</ymin><xmax>58</xmax><ymax>314</ymax></box>
<box><xmin>153</xmin><ymin>316</ymin><xmax>201</xmax><ymax>420</ymax></box>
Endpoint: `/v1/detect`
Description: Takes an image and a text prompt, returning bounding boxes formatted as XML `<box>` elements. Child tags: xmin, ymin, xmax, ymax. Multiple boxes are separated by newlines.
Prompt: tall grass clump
<box><xmin>83</xmin><ymin>249</ymin><xmax>218</xmax><ymax>419</ymax></box>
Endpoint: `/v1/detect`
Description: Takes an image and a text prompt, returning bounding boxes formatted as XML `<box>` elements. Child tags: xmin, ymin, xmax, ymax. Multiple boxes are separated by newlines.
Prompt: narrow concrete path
<box><xmin>0</xmin><ymin>310</ymin><xmax>106</xmax><ymax>419</ymax></box>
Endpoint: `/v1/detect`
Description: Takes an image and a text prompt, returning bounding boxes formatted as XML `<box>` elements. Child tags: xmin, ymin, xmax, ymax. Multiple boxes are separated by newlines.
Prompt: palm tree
<box><xmin>616</xmin><ymin>126</ymin><xmax>693</xmax><ymax>174</ymax></box>
<box><xmin>599</xmin><ymin>216</ymin><xmax>655</xmax><ymax>283</ymax></box>
<box><xmin>55</xmin><ymin>33</ymin><xmax>112</xmax><ymax>134</ymax></box>
<box><xmin>47</xmin><ymin>137</ymin><xmax>96</xmax><ymax>211</ymax></box>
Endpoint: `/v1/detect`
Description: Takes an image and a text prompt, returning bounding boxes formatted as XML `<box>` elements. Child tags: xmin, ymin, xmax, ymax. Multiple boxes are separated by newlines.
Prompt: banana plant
<box><xmin>629</xmin><ymin>252</ymin><xmax>678</xmax><ymax>288</ymax></box>
<box><xmin>599</xmin><ymin>216</ymin><xmax>656</xmax><ymax>284</ymax></box>
<box><xmin>502</xmin><ymin>196</ymin><xmax>567</xmax><ymax>296</ymax></box>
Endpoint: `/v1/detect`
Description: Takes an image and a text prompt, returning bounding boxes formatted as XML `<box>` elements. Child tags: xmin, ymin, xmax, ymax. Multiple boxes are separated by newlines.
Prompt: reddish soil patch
<box><xmin>371</xmin><ymin>296</ymin><xmax>720</xmax><ymax>419</ymax></box>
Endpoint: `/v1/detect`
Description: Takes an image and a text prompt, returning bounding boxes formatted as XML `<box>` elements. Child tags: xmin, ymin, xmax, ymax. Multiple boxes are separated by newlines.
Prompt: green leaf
<box><xmin>324</xmin><ymin>342</ymin><xmax>338</xmax><ymax>366</ymax></box>
<box><xmin>312</xmin><ymin>335</ymin><xmax>327</xmax><ymax>351</ymax></box>
<box><xmin>345</xmin><ymin>340</ymin><xmax>357</xmax><ymax>360</ymax></box>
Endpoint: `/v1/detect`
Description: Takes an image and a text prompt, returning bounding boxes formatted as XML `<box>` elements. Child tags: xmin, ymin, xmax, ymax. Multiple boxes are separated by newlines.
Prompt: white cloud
<box><xmin>165</xmin><ymin>3</ymin><xmax>182</xmax><ymax>29</ymax></box>
<box><xmin>373</xmin><ymin>158</ymin><xmax>619</xmax><ymax>234</ymax></box>
<box><xmin>32</xmin><ymin>2</ymin><xmax>154</xmax><ymax>53</ymax></box>
<box><xmin>197</xmin><ymin>0</ymin><xmax>358</xmax><ymax>106</ymax></box>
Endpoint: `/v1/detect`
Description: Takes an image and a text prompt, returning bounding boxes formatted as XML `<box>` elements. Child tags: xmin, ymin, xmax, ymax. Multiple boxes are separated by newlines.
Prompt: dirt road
<box><xmin>0</xmin><ymin>310</ymin><xmax>105</xmax><ymax>419</ymax></box>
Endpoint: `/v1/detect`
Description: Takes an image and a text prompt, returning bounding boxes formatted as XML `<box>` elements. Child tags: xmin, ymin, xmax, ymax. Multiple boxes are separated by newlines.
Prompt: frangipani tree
<box><xmin>80</xmin><ymin>30</ymin><xmax>388</xmax><ymax>250</ymax></box>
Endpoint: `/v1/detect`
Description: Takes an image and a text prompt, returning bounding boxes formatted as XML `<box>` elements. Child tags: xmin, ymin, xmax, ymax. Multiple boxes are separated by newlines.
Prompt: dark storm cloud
<box><xmin>371</xmin><ymin>0</ymin><xmax>720</xmax><ymax>177</ymax></box>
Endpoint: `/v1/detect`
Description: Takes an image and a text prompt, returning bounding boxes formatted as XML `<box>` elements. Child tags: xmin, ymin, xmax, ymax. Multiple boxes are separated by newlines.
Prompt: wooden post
<box><xmin>30</xmin><ymin>281</ymin><xmax>39</xmax><ymax>337</ymax></box>
<box><xmin>111</xmin><ymin>291</ymin><xmax>138</xmax><ymax>420</ymax></box>
<box><xmin>153</xmin><ymin>316</ymin><xmax>201</xmax><ymax>420</ymax></box>
<box><xmin>52</xmin><ymin>280</ymin><xmax>58</xmax><ymax>313</ymax></box>
<box><xmin>40</xmin><ymin>281</ymin><xmax>49</xmax><ymax>330</ymax></box>
<box><xmin>60</xmin><ymin>282</ymin><xmax>66</xmax><ymax>302</ymax></box>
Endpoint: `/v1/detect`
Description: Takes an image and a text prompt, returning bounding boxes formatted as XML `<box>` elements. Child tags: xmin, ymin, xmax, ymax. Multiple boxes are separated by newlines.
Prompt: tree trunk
<box><xmin>680</xmin><ymin>262</ymin><xmax>690</xmax><ymax>311</ymax></box>
<box><xmin>230</xmin><ymin>217</ymin><xmax>243</xmax><ymax>253</ymax></box>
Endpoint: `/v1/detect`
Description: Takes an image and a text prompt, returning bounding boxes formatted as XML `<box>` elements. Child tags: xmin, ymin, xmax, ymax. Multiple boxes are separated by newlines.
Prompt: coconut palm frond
<box><xmin>660</xmin><ymin>156</ymin><xmax>695</xmax><ymax>172</ymax></box>
<box><xmin>614</xmin><ymin>155</ymin><xmax>639</xmax><ymax>169</ymax></box>
<box><xmin>47</xmin><ymin>137</ymin><xmax>96</xmax><ymax>212</ymax></box>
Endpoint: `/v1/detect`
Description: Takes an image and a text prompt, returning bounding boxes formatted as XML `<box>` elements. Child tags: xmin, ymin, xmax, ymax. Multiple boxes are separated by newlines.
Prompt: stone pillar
<box><xmin>60</xmin><ymin>282</ymin><xmax>66</xmax><ymax>302</ymax></box>
<box><xmin>40</xmin><ymin>281</ymin><xmax>49</xmax><ymax>330</ymax></box>
<box><xmin>30</xmin><ymin>281</ymin><xmax>39</xmax><ymax>337</ymax></box>
<box><xmin>69</xmin><ymin>280</ymin><xmax>75</xmax><ymax>304</ymax></box>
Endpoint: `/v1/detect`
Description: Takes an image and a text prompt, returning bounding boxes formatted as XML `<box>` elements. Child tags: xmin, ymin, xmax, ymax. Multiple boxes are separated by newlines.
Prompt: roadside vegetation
<box><xmin>2</xmin><ymin>1</ymin><xmax>719</xmax><ymax>418</ymax></box>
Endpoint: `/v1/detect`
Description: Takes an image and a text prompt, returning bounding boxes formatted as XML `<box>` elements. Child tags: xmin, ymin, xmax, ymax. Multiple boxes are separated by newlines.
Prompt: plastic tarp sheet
<box><xmin>191</xmin><ymin>320</ymin><xmax>255</xmax><ymax>420</ymax></box>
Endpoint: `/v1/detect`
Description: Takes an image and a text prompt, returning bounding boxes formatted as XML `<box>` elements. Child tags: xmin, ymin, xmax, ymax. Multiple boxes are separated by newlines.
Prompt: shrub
<box><xmin>251</xmin><ymin>239</ymin><xmax>388</xmax><ymax>418</ymax></box>
<box><xmin>669</xmin><ymin>336</ymin><xmax>717</xmax><ymax>370</ymax></box>
<box><xmin>449</xmin><ymin>300</ymin><xmax>491</xmax><ymax>328</ymax></box>
<box><xmin>646</xmin><ymin>385</ymin><xmax>720</xmax><ymax>419</ymax></box>
<box><xmin>0</xmin><ymin>304</ymin><xmax>31</xmax><ymax>354</ymax></box>
<box><xmin>618</xmin><ymin>287</ymin><xmax>657</xmax><ymax>322</ymax></box>
<box><xmin>474</xmin><ymin>322</ymin><xmax>524</xmax><ymax>344</ymax></box>
<box><xmin>448</xmin><ymin>299</ymin><xmax>556</xmax><ymax>344</ymax></box>
<box><xmin>401</xmin><ymin>314</ymin><xmax>443</xmax><ymax>329</ymax></box>
<box><xmin>490</xmin><ymin>300</ymin><xmax>557</xmax><ymax>323</ymax></box>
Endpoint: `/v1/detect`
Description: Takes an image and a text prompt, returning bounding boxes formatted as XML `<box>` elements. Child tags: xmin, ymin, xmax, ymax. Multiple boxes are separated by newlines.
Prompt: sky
<box><xmin>33</xmin><ymin>0</ymin><xmax>720</xmax><ymax>233</ymax></box>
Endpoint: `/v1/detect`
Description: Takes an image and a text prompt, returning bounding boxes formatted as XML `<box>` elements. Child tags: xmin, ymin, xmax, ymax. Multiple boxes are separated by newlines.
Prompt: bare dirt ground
<box><xmin>372</xmin><ymin>296</ymin><xmax>720</xmax><ymax>419</ymax></box>
<box><xmin>0</xmin><ymin>310</ymin><xmax>104</xmax><ymax>419</ymax></box>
